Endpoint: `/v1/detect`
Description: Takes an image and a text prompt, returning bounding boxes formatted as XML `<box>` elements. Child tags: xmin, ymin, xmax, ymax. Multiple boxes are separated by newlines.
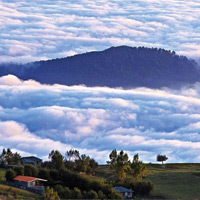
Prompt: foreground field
<box><xmin>96</xmin><ymin>163</ymin><xmax>200</xmax><ymax>199</ymax></box>
<box><xmin>146</xmin><ymin>164</ymin><xmax>200</xmax><ymax>199</ymax></box>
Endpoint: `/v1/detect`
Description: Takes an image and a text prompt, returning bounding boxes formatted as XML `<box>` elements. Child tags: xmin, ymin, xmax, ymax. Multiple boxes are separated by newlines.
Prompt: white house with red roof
<box><xmin>13</xmin><ymin>175</ymin><xmax>47</xmax><ymax>193</ymax></box>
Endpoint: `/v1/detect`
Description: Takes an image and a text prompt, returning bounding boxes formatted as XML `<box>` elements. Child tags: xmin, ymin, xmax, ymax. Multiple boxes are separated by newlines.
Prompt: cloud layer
<box><xmin>0</xmin><ymin>0</ymin><xmax>200</xmax><ymax>63</ymax></box>
<box><xmin>1</xmin><ymin>75</ymin><xmax>200</xmax><ymax>163</ymax></box>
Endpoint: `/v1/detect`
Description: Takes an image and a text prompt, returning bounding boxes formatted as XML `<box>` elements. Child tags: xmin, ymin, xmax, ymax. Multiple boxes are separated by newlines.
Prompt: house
<box><xmin>114</xmin><ymin>186</ymin><xmax>134</xmax><ymax>199</ymax></box>
<box><xmin>21</xmin><ymin>156</ymin><xmax>42</xmax><ymax>168</ymax></box>
<box><xmin>13</xmin><ymin>175</ymin><xmax>47</xmax><ymax>193</ymax></box>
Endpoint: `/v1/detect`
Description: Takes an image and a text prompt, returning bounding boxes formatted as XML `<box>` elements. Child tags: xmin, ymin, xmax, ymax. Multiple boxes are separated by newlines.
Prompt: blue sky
<box><xmin>0</xmin><ymin>0</ymin><xmax>200</xmax><ymax>63</ymax></box>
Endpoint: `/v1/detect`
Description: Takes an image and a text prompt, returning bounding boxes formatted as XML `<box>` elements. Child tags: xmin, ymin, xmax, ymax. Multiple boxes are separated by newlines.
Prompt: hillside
<box><xmin>0</xmin><ymin>46</ymin><xmax>199</xmax><ymax>88</ymax></box>
<box><xmin>95</xmin><ymin>163</ymin><xmax>200</xmax><ymax>199</ymax></box>
<box><xmin>0</xmin><ymin>169</ymin><xmax>41</xmax><ymax>199</ymax></box>
<box><xmin>1</xmin><ymin>164</ymin><xmax>200</xmax><ymax>199</ymax></box>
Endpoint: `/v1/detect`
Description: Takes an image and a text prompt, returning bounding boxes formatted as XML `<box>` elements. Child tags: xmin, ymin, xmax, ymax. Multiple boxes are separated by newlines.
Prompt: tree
<box><xmin>49</xmin><ymin>150</ymin><xmax>64</xmax><ymax>169</ymax></box>
<box><xmin>12</xmin><ymin>152</ymin><xmax>21</xmax><ymax>165</ymax></box>
<box><xmin>65</xmin><ymin>149</ymin><xmax>80</xmax><ymax>171</ymax></box>
<box><xmin>65</xmin><ymin>149</ymin><xmax>99</xmax><ymax>174</ymax></box>
<box><xmin>43</xmin><ymin>186</ymin><xmax>60</xmax><ymax>200</ymax></box>
<box><xmin>0</xmin><ymin>149</ymin><xmax>7</xmax><ymax>167</ymax></box>
<box><xmin>14</xmin><ymin>165</ymin><xmax>24</xmax><ymax>175</ymax></box>
<box><xmin>65</xmin><ymin>149</ymin><xmax>80</xmax><ymax>161</ymax></box>
<box><xmin>75</xmin><ymin>154</ymin><xmax>90</xmax><ymax>173</ymax></box>
<box><xmin>107</xmin><ymin>149</ymin><xmax>118</xmax><ymax>167</ymax></box>
<box><xmin>107</xmin><ymin>149</ymin><xmax>130</xmax><ymax>181</ymax></box>
<box><xmin>5</xmin><ymin>169</ymin><xmax>16</xmax><ymax>181</ymax></box>
<box><xmin>157</xmin><ymin>155</ymin><xmax>168</xmax><ymax>164</ymax></box>
<box><xmin>130</xmin><ymin>154</ymin><xmax>146</xmax><ymax>181</ymax></box>
<box><xmin>0</xmin><ymin>149</ymin><xmax>21</xmax><ymax>166</ymax></box>
<box><xmin>87</xmin><ymin>158</ymin><xmax>98</xmax><ymax>175</ymax></box>
<box><xmin>5</xmin><ymin>148</ymin><xmax>13</xmax><ymax>165</ymax></box>
<box><xmin>24</xmin><ymin>164</ymin><xmax>38</xmax><ymax>177</ymax></box>
<box><xmin>0</xmin><ymin>148</ymin><xmax>13</xmax><ymax>166</ymax></box>
<box><xmin>38</xmin><ymin>168</ymin><xmax>50</xmax><ymax>181</ymax></box>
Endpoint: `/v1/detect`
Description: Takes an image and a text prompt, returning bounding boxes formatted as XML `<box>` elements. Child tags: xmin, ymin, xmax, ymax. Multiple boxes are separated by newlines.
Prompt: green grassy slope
<box><xmin>0</xmin><ymin>168</ymin><xmax>41</xmax><ymax>199</ymax></box>
<box><xmin>95</xmin><ymin>164</ymin><xmax>200</xmax><ymax>199</ymax></box>
<box><xmin>146</xmin><ymin>164</ymin><xmax>200</xmax><ymax>199</ymax></box>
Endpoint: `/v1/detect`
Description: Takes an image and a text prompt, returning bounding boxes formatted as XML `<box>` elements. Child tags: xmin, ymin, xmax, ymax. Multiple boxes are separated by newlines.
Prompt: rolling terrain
<box><xmin>1</xmin><ymin>164</ymin><xmax>200</xmax><ymax>199</ymax></box>
<box><xmin>95</xmin><ymin>163</ymin><xmax>200</xmax><ymax>199</ymax></box>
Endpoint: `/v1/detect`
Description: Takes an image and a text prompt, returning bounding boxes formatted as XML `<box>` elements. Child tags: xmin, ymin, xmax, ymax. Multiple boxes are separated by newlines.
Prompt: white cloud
<box><xmin>0</xmin><ymin>74</ymin><xmax>21</xmax><ymax>86</ymax></box>
<box><xmin>1</xmin><ymin>75</ymin><xmax>200</xmax><ymax>163</ymax></box>
<box><xmin>0</xmin><ymin>0</ymin><xmax>200</xmax><ymax>63</ymax></box>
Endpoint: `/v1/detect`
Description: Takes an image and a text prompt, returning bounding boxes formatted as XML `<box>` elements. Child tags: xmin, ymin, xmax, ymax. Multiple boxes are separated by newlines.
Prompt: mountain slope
<box><xmin>0</xmin><ymin>46</ymin><xmax>199</xmax><ymax>88</ymax></box>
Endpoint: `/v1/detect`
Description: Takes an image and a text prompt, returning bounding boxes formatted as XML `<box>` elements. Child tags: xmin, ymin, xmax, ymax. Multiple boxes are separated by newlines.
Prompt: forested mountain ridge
<box><xmin>0</xmin><ymin>46</ymin><xmax>199</xmax><ymax>88</ymax></box>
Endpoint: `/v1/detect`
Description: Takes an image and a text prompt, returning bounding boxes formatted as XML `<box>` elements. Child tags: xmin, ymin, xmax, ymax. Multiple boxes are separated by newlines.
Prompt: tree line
<box><xmin>0</xmin><ymin>148</ymin><xmax>21</xmax><ymax>167</ymax></box>
<box><xmin>1</xmin><ymin>148</ymin><xmax>169</xmax><ymax>199</ymax></box>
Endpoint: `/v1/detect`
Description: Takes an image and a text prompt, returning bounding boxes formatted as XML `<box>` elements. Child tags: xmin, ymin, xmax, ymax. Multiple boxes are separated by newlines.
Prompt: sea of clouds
<box><xmin>0</xmin><ymin>0</ymin><xmax>200</xmax><ymax>63</ymax></box>
<box><xmin>1</xmin><ymin>74</ymin><xmax>200</xmax><ymax>163</ymax></box>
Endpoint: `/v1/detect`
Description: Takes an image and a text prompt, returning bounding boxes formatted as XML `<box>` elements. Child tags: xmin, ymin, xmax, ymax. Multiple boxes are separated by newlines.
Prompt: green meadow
<box><xmin>96</xmin><ymin>163</ymin><xmax>200</xmax><ymax>199</ymax></box>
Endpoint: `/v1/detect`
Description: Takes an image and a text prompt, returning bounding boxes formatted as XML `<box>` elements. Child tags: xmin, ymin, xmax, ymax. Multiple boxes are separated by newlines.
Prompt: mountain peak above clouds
<box><xmin>0</xmin><ymin>46</ymin><xmax>199</xmax><ymax>89</ymax></box>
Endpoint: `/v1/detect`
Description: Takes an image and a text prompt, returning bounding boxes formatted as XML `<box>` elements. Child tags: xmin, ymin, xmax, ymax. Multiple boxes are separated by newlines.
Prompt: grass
<box><xmin>0</xmin><ymin>168</ymin><xmax>41</xmax><ymax>199</ymax></box>
<box><xmin>145</xmin><ymin>163</ymin><xmax>200</xmax><ymax>199</ymax></box>
<box><xmin>0</xmin><ymin>168</ymin><xmax>6</xmax><ymax>181</ymax></box>
<box><xmin>81</xmin><ymin>173</ymin><xmax>106</xmax><ymax>182</ymax></box>
<box><xmin>95</xmin><ymin>163</ymin><xmax>200</xmax><ymax>199</ymax></box>
<box><xmin>95</xmin><ymin>165</ymin><xmax>114</xmax><ymax>180</ymax></box>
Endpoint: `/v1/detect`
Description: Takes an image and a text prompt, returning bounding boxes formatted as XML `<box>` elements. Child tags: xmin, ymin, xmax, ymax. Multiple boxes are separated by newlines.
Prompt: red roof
<box><xmin>14</xmin><ymin>176</ymin><xmax>47</xmax><ymax>183</ymax></box>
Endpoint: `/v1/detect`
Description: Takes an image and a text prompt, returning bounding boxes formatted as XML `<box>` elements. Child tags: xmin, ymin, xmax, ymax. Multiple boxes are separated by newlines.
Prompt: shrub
<box><xmin>14</xmin><ymin>165</ymin><xmax>24</xmax><ymax>175</ymax></box>
<box><xmin>97</xmin><ymin>190</ymin><xmax>105</xmax><ymax>199</ymax></box>
<box><xmin>82</xmin><ymin>191</ymin><xmax>88</xmax><ymax>199</ymax></box>
<box><xmin>133</xmin><ymin>181</ymin><xmax>154</xmax><ymax>196</ymax></box>
<box><xmin>62</xmin><ymin>187</ymin><xmax>72</xmax><ymax>199</ymax></box>
<box><xmin>43</xmin><ymin>186</ymin><xmax>60</xmax><ymax>200</ymax></box>
<box><xmin>5</xmin><ymin>169</ymin><xmax>16</xmax><ymax>181</ymax></box>
<box><xmin>54</xmin><ymin>185</ymin><xmax>71</xmax><ymax>199</ymax></box>
<box><xmin>72</xmin><ymin>187</ymin><xmax>82</xmax><ymax>199</ymax></box>
<box><xmin>87</xmin><ymin>190</ymin><xmax>98</xmax><ymax>199</ymax></box>
<box><xmin>120</xmin><ymin>180</ymin><xmax>154</xmax><ymax>197</ymax></box>
<box><xmin>108</xmin><ymin>190</ymin><xmax>123</xmax><ymax>199</ymax></box>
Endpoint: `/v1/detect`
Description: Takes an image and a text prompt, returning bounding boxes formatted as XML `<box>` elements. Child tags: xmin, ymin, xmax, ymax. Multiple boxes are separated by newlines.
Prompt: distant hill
<box><xmin>0</xmin><ymin>46</ymin><xmax>199</xmax><ymax>88</ymax></box>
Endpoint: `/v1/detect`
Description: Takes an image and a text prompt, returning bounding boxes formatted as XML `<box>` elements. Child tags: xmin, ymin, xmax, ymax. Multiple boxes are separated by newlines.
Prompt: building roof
<box><xmin>14</xmin><ymin>176</ymin><xmax>47</xmax><ymax>183</ymax></box>
<box><xmin>22</xmin><ymin>156</ymin><xmax>42</xmax><ymax>162</ymax></box>
<box><xmin>114</xmin><ymin>186</ymin><xmax>133</xmax><ymax>193</ymax></box>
